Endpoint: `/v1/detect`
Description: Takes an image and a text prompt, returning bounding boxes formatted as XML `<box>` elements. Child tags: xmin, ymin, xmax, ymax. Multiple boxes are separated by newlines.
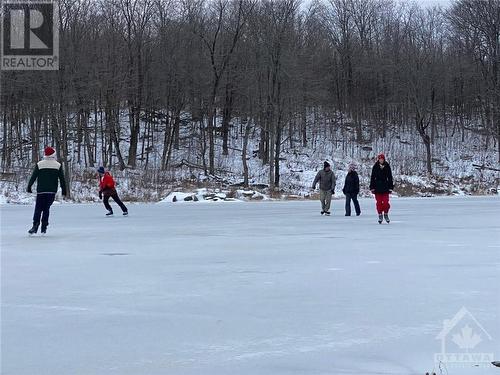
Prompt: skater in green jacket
<box><xmin>27</xmin><ymin>147</ymin><xmax>67</xmax><ymax>234</ymax></box>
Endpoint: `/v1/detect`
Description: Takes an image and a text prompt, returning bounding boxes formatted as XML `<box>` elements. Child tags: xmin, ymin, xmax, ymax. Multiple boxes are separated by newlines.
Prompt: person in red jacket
<box><xmin>97</xmin><ymin>166</ymin><xmax>128</xmax><ymax>216</ymax></box>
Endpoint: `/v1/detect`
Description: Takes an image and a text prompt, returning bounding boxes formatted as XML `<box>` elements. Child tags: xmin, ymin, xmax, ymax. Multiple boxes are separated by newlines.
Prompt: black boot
<box><xmin>378</xmin><ymin>214</ymin><xmax>383</xmax><ymax>224</ymax></box>
<box><xmin>28</xmin><ymin>223</ymin><xmax>39</xmax><ymax>234</ymax></box>
<box><xmin>106</xmin><ymin>210</ymin><xmax>114</xmax><ymax>216</ymax></box>
<box><xmin>384</xmin><ymin>213</ymin><xmax>390</xmax><ymax>223</ymax></box>
<box><xmin>41</xmin><ymin>222</ymin><xmax>48</xmax><ymax>234</ymax></box>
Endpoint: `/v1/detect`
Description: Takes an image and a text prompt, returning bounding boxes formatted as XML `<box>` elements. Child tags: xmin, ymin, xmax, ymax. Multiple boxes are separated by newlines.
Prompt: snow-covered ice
<box><xmin>1</xmin><ymin>197</ymin><xmax>500</xmax><ymax>375</ymax></box>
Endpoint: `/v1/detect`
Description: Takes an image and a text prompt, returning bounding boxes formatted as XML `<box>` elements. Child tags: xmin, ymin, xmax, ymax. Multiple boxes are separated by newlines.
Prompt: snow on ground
<box><xmin>159</xmin><ymin>189</ymin><xmax>241</xmax><ymax>203</ymax></box>
<box><xmin>1</xmin><ymin>197</ymin><xmax>500</xmax><ymax>375</ymax></box>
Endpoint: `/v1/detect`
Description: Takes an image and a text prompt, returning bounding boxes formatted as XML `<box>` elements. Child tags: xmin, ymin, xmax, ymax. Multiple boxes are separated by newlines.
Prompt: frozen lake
<box><xmin>1</xmin><ymin>197</ymin><xmax>500</xmax><ymax>375</ymax></box>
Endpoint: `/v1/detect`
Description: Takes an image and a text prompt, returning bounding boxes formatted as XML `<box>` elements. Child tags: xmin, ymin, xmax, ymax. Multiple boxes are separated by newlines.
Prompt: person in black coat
<box><xmin>342</xmin><ymin>163</ymin><xmax>361</xmax><ymax>216</ymax></box>
<box><xmin>369</xmin><ymin>153</ymin><xmax>394</xmax><ymax>223</ymax></box>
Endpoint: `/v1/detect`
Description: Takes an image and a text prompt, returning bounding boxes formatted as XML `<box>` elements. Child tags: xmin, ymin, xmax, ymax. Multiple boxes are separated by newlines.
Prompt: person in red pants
<box><xmin>97</xmin><ymin>166</ymin><xmax>128</xmax><ymax>216</ymax></box>
<box><xmin>369</xmin><ymin>154</ymin><xmax>394</xmax><ymax>224</ymax></box>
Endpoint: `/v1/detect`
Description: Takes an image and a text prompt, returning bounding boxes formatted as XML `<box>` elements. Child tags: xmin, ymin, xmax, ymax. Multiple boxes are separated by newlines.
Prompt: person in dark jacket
<box><xmin>98</xmin><ymin>166</ymin><xmax>128</xmax><ymax>216</ymax></box>
<box><xmin>342</xmin><ymin>163</ymin><xmax>361</xmax><ymax>216</ymax></box>
<box><xmin>312</xmin><ymin>161</ymin><xmax>336</xmax><ymax>215</ymax></box>
<box><xmin>369</xmin><ymin>153</ymin><xmax>394</xmax><ymax>223</ymax></box>
<box><xmin>27</xmin><ymin>147</ymin><xmax>67</xmax><ymax>234</ymax></box>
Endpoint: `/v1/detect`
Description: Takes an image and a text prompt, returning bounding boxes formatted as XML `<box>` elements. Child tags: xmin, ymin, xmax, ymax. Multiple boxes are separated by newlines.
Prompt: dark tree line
<box><xmin>1</xmin><ymin>0</ymin><xmax>499</xmax><ymax>195</ymax></box>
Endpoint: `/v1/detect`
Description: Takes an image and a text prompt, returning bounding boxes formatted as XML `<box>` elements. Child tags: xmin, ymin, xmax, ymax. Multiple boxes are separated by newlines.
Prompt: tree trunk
<box><xmin>242</xmin><ymin>119</ymin><xmax>251</xmax><ymax>187</ymax></box>
<box><xmin>274</xmin><ymin>117</ymin><xmax>282</xmax><ymax>188</ymax></box>
<box><xmin>161</xmin><ymin>111</ymin><xmax>171</xmax><ymax>170</ymax></box>
<box><xmin>106</xmin><ymin>103</ymin><xmax>126</xmax><ymax>170</ymax></box>
<box><xmin>221</xmin><ymin>84</ymin><xmax>234</xmax><ymax>156</ymax></box>
<box><xmin>164</xmin><ymin>113</ymin><xmax>180</xmax><ymax>171</ymax></box>
<box><xmin>424</xmin><ymin>135</ymin><xmax>432</xmax><ymax>175</ymax></box>
<box><xmin>208</xmin><ymin>108</ymin><xmax>216</xmax><ymax>175</ymax></box>
<box><xmin>268</xmin><ymin>118</ymin><xmax>275</xmax><ymax>191</ymax></box>
<box><xmin>301</xmin><ymin>106</ymin><xmax>307</xmax><ymax>147</ymax></box>
<box><xmin>128</xmin><ymin>106</ymin><xmax>140</xmax><ymax>168</ymax></box>
<box><xmin>416</xmin><ymin>116</ymin><xmax>433</xmax><ymax>175</ymax></box>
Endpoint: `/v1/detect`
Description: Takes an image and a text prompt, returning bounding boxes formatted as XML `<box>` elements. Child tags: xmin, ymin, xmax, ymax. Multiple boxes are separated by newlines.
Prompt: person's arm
<box><xmin>27</xmin><ymin>164</ymin><xmax>39</xmax><ymax>193</ymax></box>
<box><xmin>331</xmin><ymin>172</ymin><xmax>336</xmax><ymax>193</ymax></box>
<box><xmin>387</xmin><ymin>164</ymin><xmax>394</xmax><ymax>191</ymax></box>
<box><xmin>354</xmin><ymin>172</ymin><xmax>360</xmax><ymax>194</ymax></box>
<box><xmin>58</xmin><ymin>166</ymin><xmax>67</xmax><ymax>196</ymax></box>
<box><xmin>312</xmin><ymin>171</ymin><xmax>320</xmax><ymax>189</ymax></box>
<box><xmin>98</xmin><ymin>178</ymin><xmax>103</xmax><ymax>199</ymax></box>
<box><xmin>369</xmin><ymin>166</ymin><xmax>376</xmax><ymax>191</ymax></box>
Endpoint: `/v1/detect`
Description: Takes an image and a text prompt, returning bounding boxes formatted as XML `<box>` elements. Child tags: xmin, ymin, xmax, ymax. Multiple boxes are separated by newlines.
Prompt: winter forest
<box><xmin>2</xmin><ymin>1</ymin><xmax>500</xmax><ymax>374</ymax></box>
<box><xmin>1</xmin><ymin>0</ymin><xmax>499</xmax><ymax>201</ymax></box>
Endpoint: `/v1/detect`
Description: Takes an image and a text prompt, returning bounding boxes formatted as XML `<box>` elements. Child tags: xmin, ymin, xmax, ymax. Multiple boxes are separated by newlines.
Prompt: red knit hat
<box><xmin>377</xmin><ymin>153</ymin><xmax>385</xmax><ymax>160</ymax></box>
<box><xmin>44</xmin><ymin>146</ymin><xmax>55</xmax><ymax>156</ymax></box>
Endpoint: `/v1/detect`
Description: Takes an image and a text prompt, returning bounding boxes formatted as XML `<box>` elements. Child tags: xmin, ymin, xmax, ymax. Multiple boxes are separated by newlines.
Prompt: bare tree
<box><xmin>448</xmin><ymin>0</ymin><xmax>500</xmax><ymax>162</ymax></box>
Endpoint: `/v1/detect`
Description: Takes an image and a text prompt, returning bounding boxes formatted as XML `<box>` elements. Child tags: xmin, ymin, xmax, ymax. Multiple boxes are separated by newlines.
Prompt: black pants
<box><xmin>33</xmin><ymin>193</ymin><xmax>56</xmax><ymax>226</ymax></box>
<box><xmin>103</xmin><ymin>193</ymin><xmax>127</xmax><ymax>213</ymax></box>
<box><xmin>345</xmin><ymin>193</ymin><xmax>361</xmax><ymax>216</ymax></box>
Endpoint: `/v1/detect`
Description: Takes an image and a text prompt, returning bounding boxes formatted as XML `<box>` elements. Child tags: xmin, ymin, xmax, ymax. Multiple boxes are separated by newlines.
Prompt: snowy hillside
<box><xmin>1</xmin><ymin>116</ymin><xmax>498</xmax><ymax>204</ymax></box>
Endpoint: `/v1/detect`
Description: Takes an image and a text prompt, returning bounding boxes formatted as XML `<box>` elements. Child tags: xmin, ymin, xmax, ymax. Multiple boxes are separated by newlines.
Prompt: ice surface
<box><xmin>1</xmin><ymin>197</ymin><xmax>500</xmax><ymax>375</ymax></box>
